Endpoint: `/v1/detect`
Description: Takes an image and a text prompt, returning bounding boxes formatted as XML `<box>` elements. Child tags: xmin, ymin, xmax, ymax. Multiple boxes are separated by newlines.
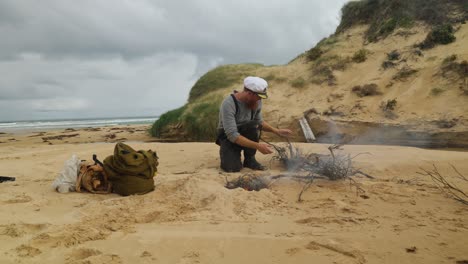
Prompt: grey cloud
<box><xmin>0</xmin><ymin>0</ymin><xmax>348</xmax><ymax>121</ymax></box>
<box><xmin>0</xmin><ymin>0</ymin><xmax>347</xmax><ymax>64</ymax></box>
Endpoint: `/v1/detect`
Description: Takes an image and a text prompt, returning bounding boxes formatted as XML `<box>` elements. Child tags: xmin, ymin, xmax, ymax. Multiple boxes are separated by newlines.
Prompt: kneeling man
<box><xmin>216</xmin><ymin>76</ymin><xmax>292</xmax><ymax>172</ymax></box>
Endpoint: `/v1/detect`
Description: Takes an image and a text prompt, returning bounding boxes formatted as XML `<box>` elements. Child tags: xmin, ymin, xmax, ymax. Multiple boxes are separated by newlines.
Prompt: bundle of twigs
<box><xmin>270</xmin><ymin>142</ymin><xmax>367</xmax><ymax>181</ymax></box>
<box><xmin>265</xmin><ymin>141</ymin><xmax>373</xmax><ymax>201</ymax></box>
<box><xmin>225</xmin><ymin>174</ymin><xmax>269</xmax><ymax>191</ymax></box>
<box><xmin>314</xmin><ymin>145</ymin><xmax>356</xmax><ymax>180</ymax></box>
<box><xmin>417</xmin><ymin>164</ymin><xmax>468</xmax><ymax>205</ymax></box>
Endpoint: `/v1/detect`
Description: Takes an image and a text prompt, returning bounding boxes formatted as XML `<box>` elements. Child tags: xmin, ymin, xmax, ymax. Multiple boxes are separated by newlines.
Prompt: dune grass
<box><xmin>150</xmin><ymin>95</ymin><xmax>223</xmax><ymax>141</ymax></box>
<box><xmin>189</xmin><ymin>64</ymin><xmax>263</xmax><ymax>102</ymax></box>
<box><xmin>150</xmin><ymin>106</ymin><xmax>187</xmax><ymax>137</ymax></box>
<box><xmin>352</xmin><ymin>49</ymin><xmax>369</xmax><ymax>63</ymax></box>
<box><xmin>337</xmin><ymin>0</ymin><xmax>466</xmax><ymax>42</ymax></box>
<box><xmin>182</xmin><ymin>97</ymin><xmax>223</xmax><ymax>141</ymax></box>
<box><xmin>290</xmin><ymin>77</ymin><xmax>306</xmax><ymax>88</ymax></box>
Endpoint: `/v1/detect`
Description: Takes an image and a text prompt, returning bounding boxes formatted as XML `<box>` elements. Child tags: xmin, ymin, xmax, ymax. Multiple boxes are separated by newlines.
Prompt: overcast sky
<box><xmin>0</xmin><ymin>0</ymin><xmax>348</xmax><ymax>121</ymax></box>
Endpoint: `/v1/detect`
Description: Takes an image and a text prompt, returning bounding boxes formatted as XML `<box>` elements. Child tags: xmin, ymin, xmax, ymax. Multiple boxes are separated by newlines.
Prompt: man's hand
<box><xmin>257</xmin><ymin>143</ymin><xmax>273</xmax><ymax>154</ymax></box>
<box><xmin>235</xmin><ymin>136</ymin><xmax>273</xmax><ymax>155</ymax></box>
<box><xmin>276</xmin><ymin>128</ymin><xmax>293</xmax><ymax>138</ymax></box>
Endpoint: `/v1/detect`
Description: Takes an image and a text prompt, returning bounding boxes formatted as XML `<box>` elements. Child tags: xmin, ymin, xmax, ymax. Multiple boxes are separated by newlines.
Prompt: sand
<box><xmin>0</xmin><ymin>125</ymin><xmax>467</xmax><ymax>264</ymax></box>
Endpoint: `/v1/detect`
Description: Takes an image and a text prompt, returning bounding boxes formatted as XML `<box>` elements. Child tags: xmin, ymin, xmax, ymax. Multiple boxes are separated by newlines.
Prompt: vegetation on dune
<box><xmin>431</xmin><ymin>87</ymin><xmax>445</xmax><ymax>96</ymax></box>
<box><xmin>150</xmin><ymin>96</ymin><xmax>223</xmax><ymax>141</ymax></box>
<box><xmin>262</xmin><ymin>73</ymin><xmax>277</xmax><ymax>82</ymax></box>
<box><xmin>337</xmin><ymin>0</ymin><xmax>466</xmax><ymax>42</ymax></box>
<box><xmin>181</xmin><ymin>97</ymin><xmax>223</xmax><ymax>141</ymax></box>
<box><xmin>150</xmin><ymin>106</ymin><xmax>187</xmax><ymax>137</ymax></box>
<box><xmin>387</xmin><ymin>50</ymin><xmax>401</xmax><ymax>61</ymax></box>
<box><xmin>260</xmin><ymin>74</ymin><xmax>287</xmax><ymax>84</ymax></box>
<box><xmin>290</xmin><ymin>77</ymin><xmax>306</xmax><ymax>88</ymax></box>
<box><xmin>440</xmin><ymin>55</ymin><xmax>467</xmax><ymax>79</ymax></box>
<box><xmin>381</xmin><ymin>98</ymin><xmax>398</xmax><ymax>119</ymax></box>
<box><xmin>352</xmin><ymin>49</ymin><xmax>369</xmax><ymax>63</ymax></box>
<box><xmin>290</xmin><ymin>35</ymin><xmax>338</xmax><ymax>64</ymax></box>
<box><xmin>392</xmin><ymin>66</ymin><xmax>418</xmax><ymax>81</ymax></box>
<box><xmin>352</xmin><ymin>83</ymin><xmax>381</xmax><ymax>97</ymax></box>
<box><xmin>188</xmin><ymin>64</ymin><xmax>263</xmax><ymax>102</ymax></box>
<box><xmin>305</xmin><ymin>47</ymin><xmax>323</xmax><ymax>62</ymax></box>
<box><xmin>310</xmin><ymin>55</ymin><xmax>351</xmax><ymax>86</ymax></box>
<box><xmin>438</xmin><ymin>55</ymin><xmax>468</xmax><ymax>95</ymax></box>
<box><xmin>417</xmin><ymin>24</ymin><xmax>456</xmax><ymax>49</ymax></box>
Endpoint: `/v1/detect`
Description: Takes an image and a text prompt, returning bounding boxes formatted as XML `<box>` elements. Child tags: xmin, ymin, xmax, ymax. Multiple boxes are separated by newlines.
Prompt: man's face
<box><xmin>248</xmin><ymin>91</ymin><xmax>262</xmax><ymax>103</ymax></box>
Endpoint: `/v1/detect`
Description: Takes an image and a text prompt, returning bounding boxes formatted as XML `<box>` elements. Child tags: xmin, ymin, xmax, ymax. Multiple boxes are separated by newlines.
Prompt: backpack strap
<box><xmin>230</xmin><ymin>94</ymin><xmax>239</xmax><ymax>116</ymax></box>
<box><xmin>230</xmin><ymin>94</ymin><xmax>255</xmax><ymax>120</ymax></box>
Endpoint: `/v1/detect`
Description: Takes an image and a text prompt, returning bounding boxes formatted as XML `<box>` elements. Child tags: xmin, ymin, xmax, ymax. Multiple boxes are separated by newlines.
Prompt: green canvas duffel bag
<box><xmin>103</xmin><ymin>142</ymin><xmax>159</xmax><ymax>196</ymax></box>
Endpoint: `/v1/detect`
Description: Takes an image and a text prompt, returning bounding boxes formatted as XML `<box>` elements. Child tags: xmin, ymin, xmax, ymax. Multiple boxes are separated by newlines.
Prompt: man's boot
<box><xmin>238</xmin><ymin>120</ymin><xmax>267</xmax><ymax>170</ymax></box>
<box><xmin>243</xmin><ymin>156</ymin><xmax>267</xmax><ymax>171</ymax></box>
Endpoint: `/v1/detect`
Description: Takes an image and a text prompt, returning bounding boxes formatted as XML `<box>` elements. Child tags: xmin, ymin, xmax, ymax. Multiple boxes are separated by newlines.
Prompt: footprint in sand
<box><xmin>4</xmin><ymin>194</ymin><xmax>32</xmax><ymax>204</ymax></box>
<box><xmin>177</xmin><ymin>251</ymin><xmax>201</xmax><ymax>264</ymax></box>
<box><xmin>15</xmin><ymin>244</ymin><xmax>41</xmax><ymax>258</ymax></box>
<box><xmin>0</xmin><ymin>223</ymin><xmax>48</xmax><ymax>238</ymax></box>
<box><xmin>285</xmin><ymin>247</ymin><xmax>301</xmax><ymax>255</ymax></box>
<box><xmin>305</xmin><ymin>241</ymin><xmax>366</xmax><ymax>264</ymax></box>
<box><xmin>140</xmin><ymin>251</ymin><xmax>158</xmax><ymax>261</ymax></box>
<box><xmin>65</xmin><ymin>248</ymin><xmax>122</xmax><ymax>264</ymax></box>
<box><xmin>66</xmin><ymin>248</ymin><xmax>102</xmax><ymax>262</ymax></box>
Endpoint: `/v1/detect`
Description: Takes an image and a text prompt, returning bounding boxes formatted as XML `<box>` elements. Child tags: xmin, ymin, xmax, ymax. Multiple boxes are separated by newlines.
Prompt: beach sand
<box><xmin>1</xmin><ymin>125</ymin><xmax>468</xmax><ymax>263</ymax></box>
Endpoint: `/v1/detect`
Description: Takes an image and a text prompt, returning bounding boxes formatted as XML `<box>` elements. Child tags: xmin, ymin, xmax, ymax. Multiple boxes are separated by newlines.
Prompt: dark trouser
<box><xmin>217</xmin><ymin>121</ymin><xmax>260</xmax><ymax>172</ymax></box>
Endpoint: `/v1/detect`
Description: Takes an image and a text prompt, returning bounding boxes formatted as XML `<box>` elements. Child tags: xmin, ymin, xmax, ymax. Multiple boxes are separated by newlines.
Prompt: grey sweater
<box><xmin>217</xmin><ymin>93</ymin><xmax>263</xmax><ymax>143</ymax></box>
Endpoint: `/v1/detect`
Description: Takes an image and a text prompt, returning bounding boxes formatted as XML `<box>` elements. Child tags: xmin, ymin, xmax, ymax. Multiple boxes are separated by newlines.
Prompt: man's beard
<box><xmin>246</xmin><ymin>100</ymin><xmax>258</xmax><ymax>110</ymax></box>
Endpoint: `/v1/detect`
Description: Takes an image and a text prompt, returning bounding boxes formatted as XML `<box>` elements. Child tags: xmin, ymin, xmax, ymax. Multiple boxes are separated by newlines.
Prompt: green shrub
<box><xmin>382</xmin><ymin>61</ymin><xmax>396</xmax><ymax>69</ymax></box>
<box><xmin>309</xmin><ymin>55</ymin><xmax>350</xmax><ymax>86</ymax></box>
<box><xmin>371</xmin><ymin>17</ymin><xmax>398</xmax><ymax>40</ymax></box>
<box><xmin>290</xmin><ymin>77</ymin><xmax>306</xmax><ymax>88</ymax></box>
<box><xmin>387</xmin><ymin>50</ymin><xmax>401</xmax><ymax>61</ymax></box>
<box><xmin>352</xmin><ymin>83</ymin><xmax>381</xmax><ymax>97</ymax></box>
<box><xmin>336</xmin><ymin>0</ymin><xmax>465</xmax><ymax>42</ymax></box>
<box><xmin>431</xmin><ymin>87</ymin><xmax>445</xmax><ymax>96</ymax></box>
<box><xmin>182</xmin><ymin>98</ymin><xmax>222</xmax><ymax>141</ymax></box>
<box><xmin>442</xmin><ymin>54</ymin><xmax>457</xmax><ymax>64</ymax></box>
<box><xmin>311</xmin><ymin>66</ymin><xmax>336</xmax><ymax>86</ymax></box>
<box><xmin>380</xmin><ymin>98</ymin><xmax>398</xmax><ymax>119</ymax></box>
<box><xmin>306</xmin><ymin>47</ymin><xmax>323</xmax><ymax>62</ymax></box>
<box><xmin>460</xmin><ymin>61</ymin><xmax>468</xmax><ymax>78</ymax></box>
<box><xmin>418</xmin><ymin>24</ymin><xmax>456</xmax><ymax>49</ymax></box>
<box><xmin>392</xmin><ymin>66</ymin><xmax>418</xmax><ymax>80</ymax></box>
<box><xmin>314</xmin><ymin>55</ymin><xmax>350</xmax><ymax>71</ymax></box>
<box><xmin>352</xmin><ymin>49</ymin><xmax>369</xmax><ymax>63</ymax></box>
<box><xmin>189</xmin><ymin>64</ymin><xmax>263</xmax><ymax>102</ymax></box>
<box><xmin>382</xmin><ymin>99</ymin><xmax>397</xmax><ymax>111</ymax></box>
<box><xmin>150</xmin><ymin>105</ymin><xmax>187</xmax><ymax>137</ymax></box>
<box><xmin>441</xmin><ymin>58</ymin><xmax>468</xmax><ymax>79</ymax></box>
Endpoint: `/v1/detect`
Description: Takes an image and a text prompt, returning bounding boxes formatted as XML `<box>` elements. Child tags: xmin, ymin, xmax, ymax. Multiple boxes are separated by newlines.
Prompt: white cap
<box><xmin>244</xmin><ymin>76</ymin><xmax>268</xmax><ymax>99</ymax></box>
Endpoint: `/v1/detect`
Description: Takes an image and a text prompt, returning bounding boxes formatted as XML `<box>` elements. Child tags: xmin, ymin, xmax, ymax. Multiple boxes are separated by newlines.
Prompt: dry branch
<box><xmin>264</xmin><ymin>141</ymin><xmax>373</xmax><ymax>201</ymax></box>
<box><xmin>417</xmin><ymin>164</ymin><xmax>468</xmax><ymax>205</ymax></box>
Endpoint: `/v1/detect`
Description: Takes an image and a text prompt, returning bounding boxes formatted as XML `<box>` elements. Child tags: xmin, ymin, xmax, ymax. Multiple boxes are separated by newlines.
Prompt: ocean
<box><xmin>0</xmin><ymin>116</ymin><xmax>158</xmax><ymax>132</ymax></box>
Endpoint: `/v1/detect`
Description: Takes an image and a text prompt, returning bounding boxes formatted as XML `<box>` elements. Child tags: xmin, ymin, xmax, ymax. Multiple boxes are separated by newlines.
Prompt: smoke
<box><xmin>312</xmin><ymin>118</ymin><xmax>449</xmax><ymax>148</ymax></box>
